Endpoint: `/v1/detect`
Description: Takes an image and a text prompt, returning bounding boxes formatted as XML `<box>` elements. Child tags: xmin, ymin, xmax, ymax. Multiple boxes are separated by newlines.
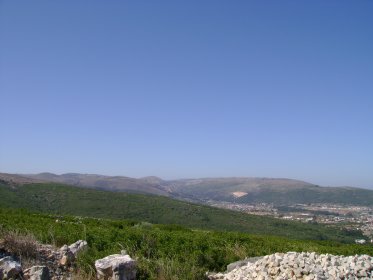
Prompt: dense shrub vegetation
<box><xmin>1</xmin><ymin>208</ymin><xmax>373</xmax><ymax>280</ymax></box>
<box><xmin>0</xmin><ymin>182</ymin><xmax>365</xmax><ymax>242</ymax></box>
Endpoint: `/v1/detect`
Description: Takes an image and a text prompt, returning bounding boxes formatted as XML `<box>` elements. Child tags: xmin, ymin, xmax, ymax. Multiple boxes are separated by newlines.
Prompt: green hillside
<box><xmin>1</xmin><ymin>207</ymin><xmax>373</xmax><ymax>280</ymax></box>
<box><xmin>3</xmin><ymin>173</ymin><xmax>373</xmax><ymax>206</ymax></box>
<box><xmin>0</xmin><ymin>182</ymin><xmax>364</xmax><ymax>242</ymax></box>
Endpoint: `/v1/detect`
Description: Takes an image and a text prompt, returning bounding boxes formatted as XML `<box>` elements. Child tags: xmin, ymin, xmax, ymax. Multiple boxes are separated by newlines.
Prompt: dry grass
<box><xmin>0</xmin><ymin>230</ymin><xmax>39</xmax><ymax>259</ymax></box>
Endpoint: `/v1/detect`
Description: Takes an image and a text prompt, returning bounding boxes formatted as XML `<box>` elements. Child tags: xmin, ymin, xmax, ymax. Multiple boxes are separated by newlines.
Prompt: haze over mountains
<box><xmin>25</xmin><ymin>172</ymin><xmax>169</xmax><ymax>196</ymax></box>
<box><xmin>1</xmin><ymin>172</ymin><xmax>372</xmax><ymax>206</ymax></box>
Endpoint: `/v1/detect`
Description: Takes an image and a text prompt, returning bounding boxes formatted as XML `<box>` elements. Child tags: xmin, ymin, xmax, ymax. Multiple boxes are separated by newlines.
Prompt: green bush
<box><xmin>1</xmin><ymin>207</ymin><xmax>373</xmax><ymax>280</ymax></box>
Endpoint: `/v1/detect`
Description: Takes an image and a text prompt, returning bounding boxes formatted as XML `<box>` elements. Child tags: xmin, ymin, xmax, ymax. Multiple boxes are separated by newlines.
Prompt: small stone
<box><xmin>24</xmin><ymin>265</ymin><xmax>50</xmax><ymax>280</ymax></box>
<box><xmin>60</xmin><ymin>245</ymin><xmax>68</xmax><ymax>252</ymax></box>
<box><xmin>59</xmin><ymin>251</ymin><xmax>75</xmax><ymax>266</ymax></box>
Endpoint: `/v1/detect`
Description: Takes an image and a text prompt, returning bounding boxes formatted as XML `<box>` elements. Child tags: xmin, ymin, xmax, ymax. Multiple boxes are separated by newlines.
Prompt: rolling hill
<box><xmin>23</xmin><ymin>172</ymin><xmax>169</xmax><ymax>196</ymax></box>
<box><xmin>166</xmin><ymin>177</ymin><xmax>373</xmax><ymax>206</ymax></box>
<box><xmin>0</xmin><ymin>179</ymin><xmax>364</xmax><ymax>242</ymax></box>
<box><xmin>2</xmin><ymin>172</ymin><xmax>373</xmax><ymax>206</ymax></box>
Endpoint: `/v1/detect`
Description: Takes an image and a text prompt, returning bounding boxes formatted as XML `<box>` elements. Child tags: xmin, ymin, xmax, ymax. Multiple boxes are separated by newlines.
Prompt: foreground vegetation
<box><xmin>1</xmin><ymin>207</ymin><xmax>373</xmax><ymax>280</ymax></box>
<box><xmin>0</xmin><ymin>182</ymin><xmax>364</xmax><ymax>242</ymax></box>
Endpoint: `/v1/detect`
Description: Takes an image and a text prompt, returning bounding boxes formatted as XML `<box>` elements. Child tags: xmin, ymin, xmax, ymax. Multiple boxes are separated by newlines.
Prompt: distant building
<box><xmin>355</xmin><ymin>239</ymin><xmax>366</xmax><ymax>244</ymax></box>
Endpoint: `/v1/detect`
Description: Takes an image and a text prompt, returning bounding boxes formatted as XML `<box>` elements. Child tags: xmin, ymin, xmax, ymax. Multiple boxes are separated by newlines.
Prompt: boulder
<box><xmin>58</xmin><ymin>240</ymin><xmax>87</xmax><ymax>267</ymax></box>
<box><xmin>95</xmin><ymin>254</ymin><xmax>136</xmax><ymax>280</ymax></box>
<box><xmin>68</xmin><ymin>240</ymin><xmax>87</xmax><ymax>256</ymax></box>
<box><xmin>0</xmin><ymin>256</ymin><xmax>22</xmax><ymax>279</ymax></box>
<box><xmin>23</xmin><ymin>266</ymin><xmax>50</xmax><ymax>280</ymax></box>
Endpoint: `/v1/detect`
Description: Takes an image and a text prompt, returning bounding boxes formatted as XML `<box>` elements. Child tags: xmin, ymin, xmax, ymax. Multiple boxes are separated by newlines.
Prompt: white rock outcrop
<box><xmin>208</xmin><ymin>252</ymin><xmax>373</xmax><ymax>280</ymax></box>
<box><xmin>0</xmin><ymin>239</ymin><xmax>87</xmax><ymax>279</ymax></box>
<box><xmin>23</xmin><ymin>265</ymin><xmax>50</xmax><ymax>280</ymax></box>
<box><xmin>95</xmin><ymin>253</ymin><xmax>136</xmax><ymax>280</ymax></box>
<box><xmin>0</xmin><ymin>256</ymin><xmax>22</xmax><ymax>279</ymax></box>
<box><xmin>58</xmin><ymin>240</ymin><xmax>88</xmax><ymax>267</ymax></box>
<box><xmin>67</xmin><ymin>240</ymin><xmax>87</xmax><ymax>255</ymax></box>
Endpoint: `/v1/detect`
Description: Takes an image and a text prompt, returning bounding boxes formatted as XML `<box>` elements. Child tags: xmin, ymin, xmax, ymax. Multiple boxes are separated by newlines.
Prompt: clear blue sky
<box><xmin>1</xmin><ymin>1</ymin><xmax>372</xmax><ymax>187</ymax></box>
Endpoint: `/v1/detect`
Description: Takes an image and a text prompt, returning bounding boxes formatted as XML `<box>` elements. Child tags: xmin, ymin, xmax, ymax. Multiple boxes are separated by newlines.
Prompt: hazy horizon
<box><xmin>1</xmin><ymin>1</ymin><xmax>372</xmax><ymax>188</ymax></box>
<box><xmin>1</xmin><ymin>170</ymin><xmax>372</xmax><ymax>190</ymax></box>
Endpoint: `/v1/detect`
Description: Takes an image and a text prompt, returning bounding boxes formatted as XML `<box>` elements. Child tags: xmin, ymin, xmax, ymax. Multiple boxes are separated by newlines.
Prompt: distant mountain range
<box><xmin>23</xmin><ymin>172</ymin><xmax>169</xmax><ymax>196</ymax></box>
<box><xmin>166</xmin><ymin>177</ymin><xmax>373</xmax><ymax>206</ymax></box>
<box><xmin>1</xmin><ymin>172</ymin><xmax>372</xmax><ymax>206</ymax></box>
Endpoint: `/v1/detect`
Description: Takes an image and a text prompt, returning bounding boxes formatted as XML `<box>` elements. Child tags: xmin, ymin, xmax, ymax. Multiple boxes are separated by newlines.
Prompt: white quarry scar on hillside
<box><xmin>232</xmin><ymin>192</ymin><xmax>248</xmax><ymax>198</ymax></box>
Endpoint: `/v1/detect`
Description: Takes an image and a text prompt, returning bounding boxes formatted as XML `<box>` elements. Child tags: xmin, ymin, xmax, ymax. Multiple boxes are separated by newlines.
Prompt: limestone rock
<box><xmin>68</xmin><ymin>240</ymin><xmax>87</xmax><ymax>256</ymax></box>
<box><xmin>227</xmin><ymin>259</ymin><xmax>250</xmax><ymax>272</ymax></box>
<box><xmin>59</xmin><ymin>250</ymin><xmax>75</xmax><ymax>266</ymax></box>
<box><xmin>59</xmin><ymin>245</ymin><xmax>68</xmax><ymax>253</ymax></box>
<box><xmin>208</xmin><ymin>252</ymin><xmax>373</xmax><ymax>280</ymax></box>
<box><xmin>23</xmin><ymin>265</ymin><xmax>50</xmax><ymax>280</ymax></box>
<box><xmin>0</xmin><ymin>256</ymin><xmax>22</xmax><ymax>279</ymax></box>
<box><xmin>226</xmin><ymin>256</ymin><xmax>264</xmax><ymax>273</ymax></box>
<box><xmin>95</xmin><ymin>254</ymin><xmax>136</xmax><ymax>280</ymax></box>
<box><xmin>58</xmin><ymin>240</ymin><xmax>87</xmax><ymax>267</ymax></box>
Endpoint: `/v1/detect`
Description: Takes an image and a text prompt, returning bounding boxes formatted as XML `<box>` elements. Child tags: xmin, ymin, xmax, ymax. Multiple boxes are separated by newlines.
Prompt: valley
<box><xmin>1</xmin><ymin>172</ymin><xmax>373</xmax><ymax>279</ymax></box>
<box><xmin>3</xmin><ymin>173</ymin><xmax>373</xmax><ymax>206</ymax></box>
<box><xmin>1</xmin><ymin>172</ymin><xmax>373</xmax><ymax>243</ymax></box>
<box><xmin>206</xmin><ymin>201</ymin><xmax>373</xmax><ymax>242</ymax></box>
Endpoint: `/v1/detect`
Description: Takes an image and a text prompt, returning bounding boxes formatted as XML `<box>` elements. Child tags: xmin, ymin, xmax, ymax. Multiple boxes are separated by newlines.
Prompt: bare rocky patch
<box><xmin>208</xmin><ymin>252</ymin><xmax>373</xmax><ymax>280</ymax></box>
<box><xmin>0</xmin><ymin>232</ymin><xmax>88</xmax><ymax>279</ymax></box>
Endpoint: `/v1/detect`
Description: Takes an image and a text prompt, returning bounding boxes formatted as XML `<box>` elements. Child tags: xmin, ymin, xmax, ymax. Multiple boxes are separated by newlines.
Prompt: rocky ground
<box><xmin>208</xmin><ymin>252</ymin><xmax>373</xmax><ymax>280</ymax></box>
<box><xmin>0</xmin><ymin>239</ymin><xmax>87</xmax><ymax>279</ymax></box>
<box><xmin>0</xmin><ymin>237</ymin><xmax>136</xmax><ymax>280</ymax></box>
<box><xmin>2</xmin><ymin>234</ymin><xmax>373</xmax><ymax>280</ymax></box>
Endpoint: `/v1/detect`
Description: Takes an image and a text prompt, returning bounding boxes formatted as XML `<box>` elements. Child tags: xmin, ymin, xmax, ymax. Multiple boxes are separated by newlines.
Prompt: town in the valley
<box><xmin>206</xmin><ymin>200</ymin><xmax>373</xmax><ymax>244</ymax></box>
